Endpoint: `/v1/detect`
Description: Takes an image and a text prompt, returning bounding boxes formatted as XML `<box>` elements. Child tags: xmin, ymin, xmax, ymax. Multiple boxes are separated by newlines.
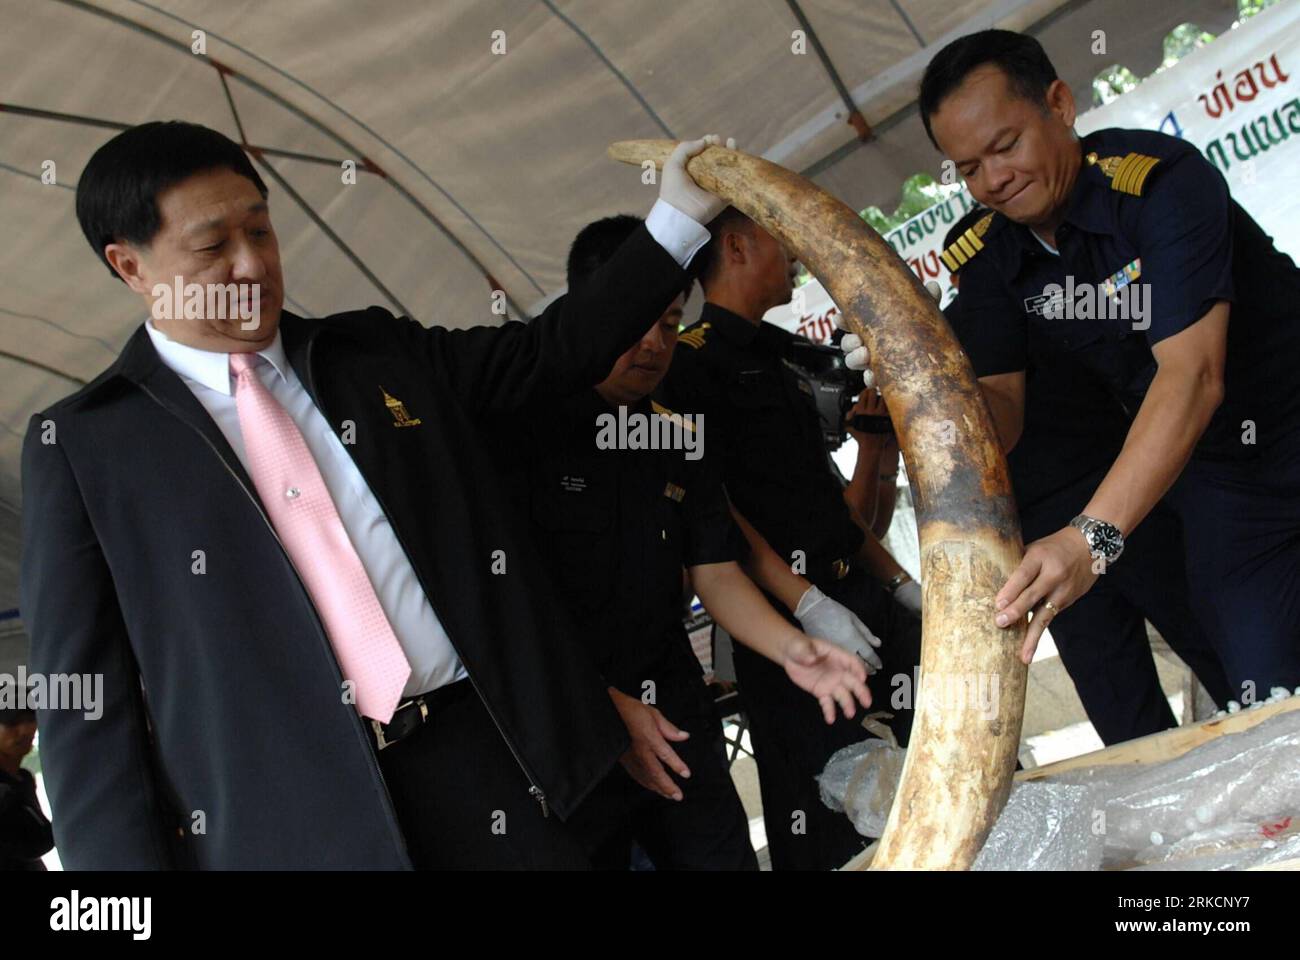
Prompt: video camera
<box><xmin>782</xmin><ymin>333</ymin><xmax>892</xmax><ymax>452</ymax></box>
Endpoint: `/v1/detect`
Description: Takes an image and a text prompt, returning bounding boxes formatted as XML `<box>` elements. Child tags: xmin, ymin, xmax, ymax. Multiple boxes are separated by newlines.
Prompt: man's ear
<box><xmin>104</xmin><ymin>243</ymin><xmax>154</xmax><ymax>296</ymax></box>
<box><xmin>1046</xmin><ymin>77</ymin><xmax>1076</xmax><ymax>129</ymax></box>
<box><xmin>725</xmin><ymin>228</ymin><xmax>748</xmax><ymax>267</ymax></box>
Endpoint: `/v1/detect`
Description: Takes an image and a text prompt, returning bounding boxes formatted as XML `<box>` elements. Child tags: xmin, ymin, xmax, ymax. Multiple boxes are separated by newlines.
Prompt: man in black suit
<box><xmin>20</xmin><ymin>120</ymin><xmax>728</xmax><ymax>869</ymax></box>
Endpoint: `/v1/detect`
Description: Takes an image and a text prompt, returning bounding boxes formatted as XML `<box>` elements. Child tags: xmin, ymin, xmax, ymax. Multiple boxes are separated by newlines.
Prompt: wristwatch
<box><xmin>1069</xmin><ymin>514</ymin><xmax>1125</xmax><ymax>564</ymax></box>
<box><xmin>885</xmin><ymin>571</ymin><xmax>912</xmax><ymax>594</ymax></box>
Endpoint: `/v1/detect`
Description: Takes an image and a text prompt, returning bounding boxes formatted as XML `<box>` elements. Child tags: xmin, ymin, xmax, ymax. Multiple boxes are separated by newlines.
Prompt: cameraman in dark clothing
<box><xmin>663</xmin><ymin>209</ymin><xmax>923</xmax><ymax>871</ymax></box>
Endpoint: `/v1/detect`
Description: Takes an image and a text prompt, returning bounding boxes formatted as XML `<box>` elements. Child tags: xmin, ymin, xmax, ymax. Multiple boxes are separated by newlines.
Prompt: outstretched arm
<box><xmin>691</xmin><ymin>560</ymin><xmax>872</xmax><ymax>724</ymax></box>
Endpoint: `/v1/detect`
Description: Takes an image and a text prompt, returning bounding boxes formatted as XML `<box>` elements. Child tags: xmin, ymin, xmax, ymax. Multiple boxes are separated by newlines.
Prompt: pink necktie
<box><xmin>230</xmin><ymin>352</ymin><xmax>411</xmax><ymax>722</ymax></box>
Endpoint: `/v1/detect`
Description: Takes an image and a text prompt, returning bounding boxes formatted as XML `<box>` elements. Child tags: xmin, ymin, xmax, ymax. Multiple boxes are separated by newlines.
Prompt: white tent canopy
<box><xmin>0</xmin><ymin>0</ymin><xmax>1247</xmax><ymax>645</ymax></box>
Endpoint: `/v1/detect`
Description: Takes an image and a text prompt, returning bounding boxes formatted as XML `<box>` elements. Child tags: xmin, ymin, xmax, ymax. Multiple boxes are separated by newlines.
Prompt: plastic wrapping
<box><xmin>818</xmin><ymin>738</ymin><xmax>906</xmax><ymax>838</ymax></box>
<box><xmin>973</xmin><ymin>782</ymin><xmax>1104</xmax><ymax>870</ymax></box>
<box><xmin>822</xmin><ymin>702</ymin><xmax>1300</xmax><ymax>869</ymax></box>
<box><xmin>1053</xmin><ymin>706</ymin><xmax>1300</xmax><ymax>870</ymax></box>
<box><xmin>1130</xmin><ymin>831</ymin><xmax>1300</xmax><ymax>871</ymax></box>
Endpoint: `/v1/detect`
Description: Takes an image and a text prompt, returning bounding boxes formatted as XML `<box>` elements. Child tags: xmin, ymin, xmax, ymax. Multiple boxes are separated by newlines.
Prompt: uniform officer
<box><xmin>902</xmin><ymin>29</ymin><xmax>1300</xmax><ymax>701</ymax></box>
<box><xmin>662</xmin><ymin>208</ymin><xmax>924</xmax><ymax>871</ymax></box>
<box><xmin>482</xmin><ymin>214</ymin><xmax>875</xmax><ymax>870</ymax></box>
<box><xmin>936</xmin><ymin>208</ymin><xmax>1230</xmax><ymax>743</ymax></box>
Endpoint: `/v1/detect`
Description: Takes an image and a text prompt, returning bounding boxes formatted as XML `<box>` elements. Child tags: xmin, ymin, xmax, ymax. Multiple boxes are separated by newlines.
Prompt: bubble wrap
<box><xmin>1128</xmin><ymin>828</ymin><xmax>1300</xmax><ymax>871</ymax></box>
<box><xmin>1058</xmin><ymin>707</ymin><xmax>1300</xmax><ymax>869</ymax></box>
<box><xmin>973</xmin><ymin>782</ymin><xmax>1104</xmax><ymax>870</ymax></box>
<box><xmin>821</xmin><ymin>703</ymin><xmax>1300</xmax><ymax>869</ymax></box>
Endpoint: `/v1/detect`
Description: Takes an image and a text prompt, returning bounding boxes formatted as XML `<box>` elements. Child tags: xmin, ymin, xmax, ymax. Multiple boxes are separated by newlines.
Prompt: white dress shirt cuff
<box><xmin>645</xmin><ymin>198</ymin><xmax>711</xmax><ymax>269</ymax></box>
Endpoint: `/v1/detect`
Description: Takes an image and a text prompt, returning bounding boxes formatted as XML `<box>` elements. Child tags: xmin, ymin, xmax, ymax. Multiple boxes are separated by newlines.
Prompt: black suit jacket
<box><xmin>20</xmin><ymin>223</ymin><xmax>686</xmax><ymax>869</ymax></box>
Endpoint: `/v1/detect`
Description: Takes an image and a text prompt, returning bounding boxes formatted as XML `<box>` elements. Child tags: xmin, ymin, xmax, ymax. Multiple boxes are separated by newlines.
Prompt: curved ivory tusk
<box><xmin>610</xmin><ymin>139</ymin><xmax>1029</xmax><ymax>870</ymax></box>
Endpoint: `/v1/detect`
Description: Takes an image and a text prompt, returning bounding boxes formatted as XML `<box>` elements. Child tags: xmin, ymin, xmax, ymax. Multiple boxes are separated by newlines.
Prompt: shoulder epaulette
<box><xmin>650</xmin><ymin>400</ymin><xmax>697</xmax><ymax>432</ymax></box>
<box><xmin>678</xmin><ymin>321</ymin><xmax>711</xmax><ymax>350</ymax></box>
<box><xmin>939</xmin><ymin>211</ymin><xmax>996</xmax><ymax>273</ymax></box>
<box><xmin>1086</xmin><ymin>151</ymin><xmax>1160</xmax><ymax>197</ymax></box>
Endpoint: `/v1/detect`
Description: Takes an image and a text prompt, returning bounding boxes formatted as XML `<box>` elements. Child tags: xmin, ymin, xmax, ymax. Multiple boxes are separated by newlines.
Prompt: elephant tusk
<box><xmin>609</xmin><ymin>139</ymin><xmax>1029</xmax><ymax>870</ymax></box>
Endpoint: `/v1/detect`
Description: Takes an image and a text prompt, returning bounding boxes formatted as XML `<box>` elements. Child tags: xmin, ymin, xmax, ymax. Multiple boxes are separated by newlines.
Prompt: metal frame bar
<box><xmin>47</xmin><ymin>0</ymin><xmax>529</xmax><ymax>317</ymax></box>
<box><xmin>784</xmin><ymin>0</ymin><xmax>873</xmax><ymax>141</ymax></box>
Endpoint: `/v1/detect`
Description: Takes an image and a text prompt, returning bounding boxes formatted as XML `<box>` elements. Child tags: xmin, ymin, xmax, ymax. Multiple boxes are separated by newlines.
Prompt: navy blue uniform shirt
<box><xmin>954</xmin><ymin>127</ymin><xmax>1300</xmax><ymax>462</ymax></box>
<box><xmin>944</xmin><ymin>295</ymin><xmax>1128</xmax><ymax>515</ymax></box>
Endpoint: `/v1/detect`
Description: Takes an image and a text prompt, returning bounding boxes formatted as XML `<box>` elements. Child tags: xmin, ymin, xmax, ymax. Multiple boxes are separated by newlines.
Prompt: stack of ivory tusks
<box><xmin>609</xmin><ymin>140</ymin><xmax>1030</xmax><ymax>869</ymax></box>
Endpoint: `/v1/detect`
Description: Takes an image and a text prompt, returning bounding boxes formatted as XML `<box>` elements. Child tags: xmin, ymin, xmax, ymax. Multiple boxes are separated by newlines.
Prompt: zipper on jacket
<box><xmin>344</xmin><ymin>467</ymin><xmax>552</xmax><ymax>819</ymax></box>
<box><xmin>137</xmin><ymin>380</ymin><xmax>416</xmax><ymax>858</ymax></box>
<box><xmin>301</xmin><ymin>336</ymin><xmax>551</xmax><ymax>818</ymax></box>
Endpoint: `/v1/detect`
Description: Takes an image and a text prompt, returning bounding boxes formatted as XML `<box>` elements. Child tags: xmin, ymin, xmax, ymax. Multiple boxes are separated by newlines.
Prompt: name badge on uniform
<box><xmin>1023</xmin><ymin>291</ymin><xmax>1065</xmax><ymax>317</ymax></box>
<box><xmin>380</xmin><ymin>386</ymin><xmax>422</xmax><ymax>427</ymax></box>
<box><xmin>561</xmin><ymin>475</ymin><xmax>587</xmax><ymax>494</ymax></box>
<box><xmin>663</xmin><ymin>481</ymin><xmax>685</xmax><ymax>503</ymax></box>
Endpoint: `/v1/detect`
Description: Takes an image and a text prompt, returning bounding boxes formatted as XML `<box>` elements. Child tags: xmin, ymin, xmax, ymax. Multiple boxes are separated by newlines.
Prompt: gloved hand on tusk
<box><xmin>660</xmin><ymin>135</ymin><xmax>737</xmax><ymax>225</ymax></box>
<box><xmin>834</xmin><ymin>311</ymin><xmax>874</xmax><ymax>388</ymax></box>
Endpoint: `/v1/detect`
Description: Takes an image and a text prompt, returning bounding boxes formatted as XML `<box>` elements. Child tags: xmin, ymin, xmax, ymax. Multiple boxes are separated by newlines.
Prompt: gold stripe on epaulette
<box><xmin>1086</xmin><ymin>151</ymin><xmax>1160</xmax><ymax>196</ymax></box>
<box><xmin>651</xmin><ymin>400</ymin><xmax>696</xmax><ymax>432</ymax></box>
<box><xmin>939</xmin><ymin>211</ymin><xmax>995</xmax><ymax>272</ymax></box>
<box><xmin>678</xmin><ymin>321</ymin><xmax>711</xmax><ymax>350</ymax></box>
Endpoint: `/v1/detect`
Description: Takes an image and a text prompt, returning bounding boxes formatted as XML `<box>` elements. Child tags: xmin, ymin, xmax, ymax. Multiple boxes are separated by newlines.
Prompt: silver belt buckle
<box><xmin>371</xmin><ymin>695</ymin><xmax>429</xmax><ymax>751</ymax></box>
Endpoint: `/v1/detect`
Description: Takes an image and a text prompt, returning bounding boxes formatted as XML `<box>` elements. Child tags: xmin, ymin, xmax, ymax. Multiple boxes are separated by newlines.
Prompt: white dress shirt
<box><xmin>143</xmin><ymin>200</ymin><xmax>708</xmax><ymax>697</ymax></box>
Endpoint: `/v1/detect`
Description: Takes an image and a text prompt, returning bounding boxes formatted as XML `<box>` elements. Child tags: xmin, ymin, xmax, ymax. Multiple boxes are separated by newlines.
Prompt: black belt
<box><xmin>369</xmin><ymin>678</ymin><xmax>471</xmax><ymax>751</ymax></box>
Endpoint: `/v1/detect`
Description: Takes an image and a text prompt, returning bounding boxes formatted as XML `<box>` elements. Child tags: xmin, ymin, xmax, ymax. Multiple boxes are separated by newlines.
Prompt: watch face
<box><xmin>1088</xmin><ymin>522</ymin><xmax>1124</xmax><ymax>559</ymax></box>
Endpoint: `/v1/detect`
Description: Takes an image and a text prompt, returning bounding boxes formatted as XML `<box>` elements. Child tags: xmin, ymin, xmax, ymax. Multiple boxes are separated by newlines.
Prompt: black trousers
<box><xmin>1167</xmin><ymin>430</ymin><xmax>1300</xmax><ymax>701</ymax></box>
<box><xmin>375</xmin><ymin>680</ymin><xmax>593</xmax><ymax>870</ymax></box>
<box><xmin>736</xmin><ymin>566</ymin><xmax>921</xmax><ymax>871</ymax></box>
<box><xmin>1023</xmin><ymin>486</ymin><xmax>1231</xmax><ymax>745</ymax></box>
<box><xmin>569</xmin><ymin>639</ymin><xmax>758</xmax><ymax>871</ymax></box>
<box><xmin>1037</xmin><ymin>506</ymin><xmax>1230</xmax><ymax>743</ymax></box>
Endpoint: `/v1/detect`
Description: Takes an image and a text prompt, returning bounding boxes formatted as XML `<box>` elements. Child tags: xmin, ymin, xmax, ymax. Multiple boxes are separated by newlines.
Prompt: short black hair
<box><xmin>0</xmin><ymin>684</ymin><xmax>36</xmax><ymax>727</ymax></box>
<box><xmin>567</xmin><ymin>213</ymin><xmax>691</xmax><ymax>303</ymax></box>
<box><xmin>942</xmin><ymin>205</ymin><xmax>990</xmax><ymax>276</ymax></box>
<box><xmin>689</xmin><ymin>206</ymin><xmax>754</xmax><ymax>290</ymax></box>
<box><xmin>76</xmin><ymin>120</ymin><xmax>269</xmax><ymax>281</ymax></box>
<box><xmin>0</xmin><ymin>708</ymin><xmax>36</xmax><ymax>727</ymax></box>
<box><xmin>919</xmin><ymin>29</ymin><xmax>1058</xmax><ymax>149</ymax></box>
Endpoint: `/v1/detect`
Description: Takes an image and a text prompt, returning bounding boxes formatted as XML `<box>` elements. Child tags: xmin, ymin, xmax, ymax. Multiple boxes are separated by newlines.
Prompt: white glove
<box><xmin>833</xmin><ymin>311</ymin><xmax>874</xmax><ymax>388</ymax></box>
<box><xmin>794</xmin><ymin>585</ymin><xmax>883</xmax><ymax>673</ymax></box>
<box><xmin>660</xmin><ymin>135</ymin><xmax>734</xmax><ymax>225</ymax></box>
<box><xmin>836</xmin><ymin>283</ymin><xmax>943</xmax><ymax>381</ymax></box>
<box><xmin>893</xmin><ymin>578</ymin><xmax>922</xmax><ymax>617</ymax></box>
